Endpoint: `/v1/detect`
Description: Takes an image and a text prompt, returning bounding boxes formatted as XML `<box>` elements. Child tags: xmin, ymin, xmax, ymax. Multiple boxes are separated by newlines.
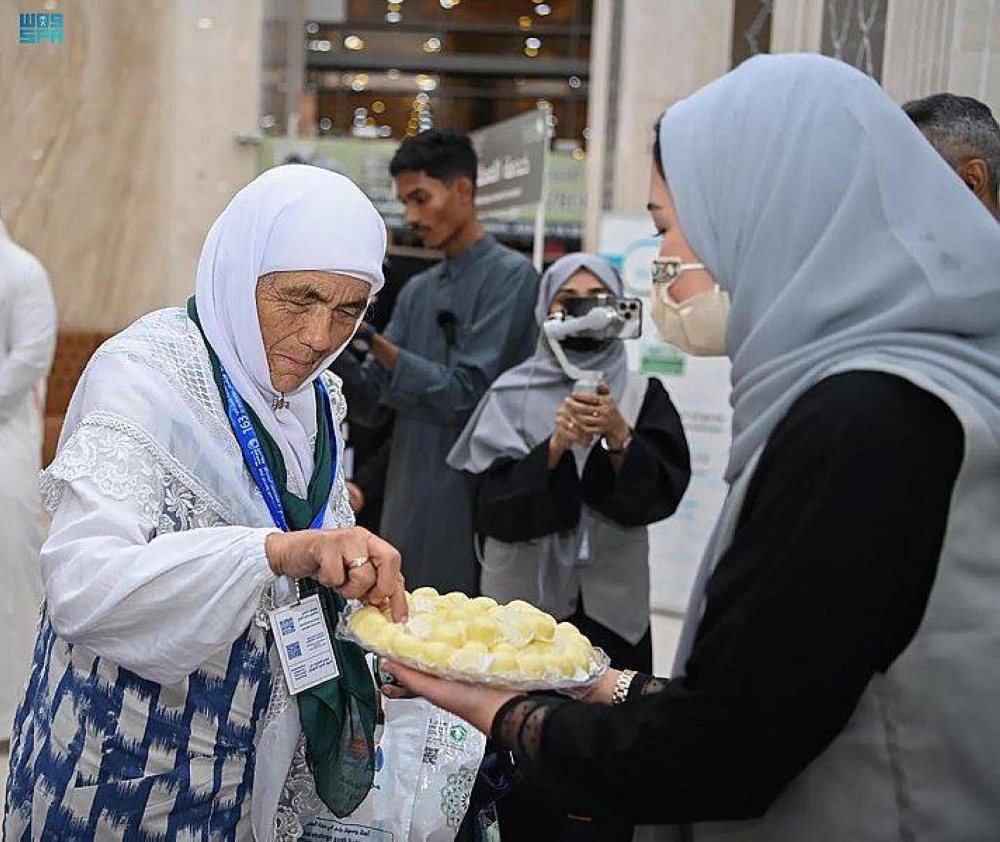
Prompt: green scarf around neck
<box><xmin>187</xmin><ymin>297</ymin><xmax>375</xmax><ymax>817</ymax></box>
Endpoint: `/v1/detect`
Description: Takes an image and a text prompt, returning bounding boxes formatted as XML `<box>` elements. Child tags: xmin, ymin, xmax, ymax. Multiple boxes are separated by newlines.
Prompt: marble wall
<box><xmin>0</xmin><ymin>0</ymin><xmax>262</xmax><ymax>332</ymax></box>
<box><xmin>586</xmin><ymin>0</ymin><xmax>1000</xmax><ymax>246</ymax></box>
<box><xmin>584</xmin><ymin>0</ymin><xmax>733</xmax><ymax>244</ymax></box>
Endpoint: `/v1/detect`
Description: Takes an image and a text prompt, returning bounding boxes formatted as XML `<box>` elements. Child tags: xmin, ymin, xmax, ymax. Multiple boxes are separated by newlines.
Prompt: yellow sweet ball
<box><xmin>418</xmin><ymin>640</ymin><xmax>453</xmax><ymax>668</ymax></box>
<box><xmin>515</xmin><ymin>650</ymin><xmax>548</xmax><ymax>680</ymax></box>
<box><xmin>469</xmin><ymin>596</ymin><xmax>499</xmax><ymax>611</ymax></box>
<box><xmin>350</xmin><ymin>606</ymin><xmax>389</xmax><ymax>642</ymax></box>
<box><xmin>449</xmin><ymin>641</ymin><xmax>490</xmax><ymax>673</ymax></box>
<box><xmin>405</xmin><ymin>613</ymin><xmax>436</xmax><ymax>640</ymax></box>
<box><xmin>390</xmin><ymin>633</ymin><xmax>423</xmax><ymax>660</ymax></box>
<box><xmin>443</xmin><ymin>601</ymin><xmax>482</xmax><ymax>622</ymax></box>
<box><xmin>439</xmin><ymin>591</ymin><xmax>470</xmax><ymax>607</ymax></box>
<box><xmin>528</xmin><ymin>613</ymin><xmax>557</xmax><ymax>642</ymax></box>
<box><xmin>368</xmin><ymin>623</ymin><xmax>402</xmax><ymax>651</ymax></box>
<box><xmin>541</xmin><ymin>648</ymin><xmax>579</xmax><ymax>678</ymax></box>
<box><xmin>434</xmin><ymin>619</ymin><xmax>467</xmax><ymax>649</ymax></box>
<box><xmin>505</xmin><ymin>599</ymin><xmax>543</xmax><ymax>615</ymax></box>
<box><xmin>409</xmin><ymin>586</ymin><xmax>440</xmax><ymax>614</ymax></box>
<box><xmin>466</xmin><ymin>616</ymin><xmax>503</xmax><ymax>646</ymax></box>
<box><xmin>554</xmin><ymin>621</ymin><xmax>583</xmax><ymax>641</ymax></box>
<box><xmin>488</xmin><ymin>649</ymin><xmax>520</xmax><ymax>675</ymax></box>
<box><xmin>496</xmin><ymin>614</ymin><xmax>535</xmax><ymax>648</ymax></box>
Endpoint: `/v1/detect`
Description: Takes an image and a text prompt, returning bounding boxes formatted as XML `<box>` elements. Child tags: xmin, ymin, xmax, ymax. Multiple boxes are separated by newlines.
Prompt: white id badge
<box><xmin>269</xmin><ymin>594</ymin><xmax>340</xmax><ymax>694</ymax></box>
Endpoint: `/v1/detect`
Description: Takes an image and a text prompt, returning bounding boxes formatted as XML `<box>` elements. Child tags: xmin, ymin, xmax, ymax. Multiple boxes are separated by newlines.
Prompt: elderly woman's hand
<box><xmin>265</xmin><ymin>527</ymin><xmax>408</xmax><ymax>622</ymax></box>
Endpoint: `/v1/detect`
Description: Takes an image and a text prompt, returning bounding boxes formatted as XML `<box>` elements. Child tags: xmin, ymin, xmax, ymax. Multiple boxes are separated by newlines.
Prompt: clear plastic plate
<box><xmin>335</xmin><ymin>601</ymin><xmax>610</xmax><ymax>693</ymax></box>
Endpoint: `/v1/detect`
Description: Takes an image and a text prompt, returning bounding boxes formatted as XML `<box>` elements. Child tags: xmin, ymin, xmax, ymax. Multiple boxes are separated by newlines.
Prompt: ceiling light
<box><xmin>423</xmin><ymin>37</ymin><xmax>442</xmax><ymax>53</ymax></box>
<box><xmin>344</xmin><ymin>34</ymin><xmax>365</xmax><ymax>51</ymax></box>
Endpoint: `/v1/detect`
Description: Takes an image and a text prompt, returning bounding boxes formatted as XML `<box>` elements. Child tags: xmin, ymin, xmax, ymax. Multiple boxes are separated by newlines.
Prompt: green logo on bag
<box><xmin>449</xmin><ymin>724</ymin><xmax>469</xmax><ymax>744</ymax></box>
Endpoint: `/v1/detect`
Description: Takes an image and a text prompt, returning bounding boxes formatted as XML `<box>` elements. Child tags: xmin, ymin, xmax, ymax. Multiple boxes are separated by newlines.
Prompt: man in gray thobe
<box><xmin>334</xmin><ymin>128</ymin><xmax>539</xmax><ymax>594</ymax></box>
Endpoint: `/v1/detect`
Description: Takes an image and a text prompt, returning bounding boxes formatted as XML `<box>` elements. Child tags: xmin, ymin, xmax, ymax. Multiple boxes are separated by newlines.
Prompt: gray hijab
<box><xmin>448</xmin><ymin>252</ymin><xmax>628</xmax><ymax>474</ymax></box>
<box><xmin>659</xmin><ymin>53</ymin><xmax>1000</xmax><ymax>483</ymax></box>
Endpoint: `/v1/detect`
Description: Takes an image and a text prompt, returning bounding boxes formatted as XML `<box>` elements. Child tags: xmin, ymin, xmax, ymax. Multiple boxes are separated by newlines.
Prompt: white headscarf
<box><xmin>194</xmin><ymin>165</ymin><xmax>386</xmax><ymax>490</ymax></box>
<box><xmin>659</xmin><ymin>54</ymin><xmax>1000</xmax><ymax>482</ymax></box>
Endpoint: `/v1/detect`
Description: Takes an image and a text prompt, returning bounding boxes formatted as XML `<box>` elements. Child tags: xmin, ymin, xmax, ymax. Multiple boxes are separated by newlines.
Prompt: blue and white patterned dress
<box><xmin>3</xmin><ymin>308</ymin><xmax>356</xmax><ymax>841</ymax></box>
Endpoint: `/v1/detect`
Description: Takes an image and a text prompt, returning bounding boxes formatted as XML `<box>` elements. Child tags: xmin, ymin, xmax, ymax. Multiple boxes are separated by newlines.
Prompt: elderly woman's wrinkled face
<box><xmin>256</xmin><ymin>270</ymin><xmax>369</xmax><ymax>393</ymax></box>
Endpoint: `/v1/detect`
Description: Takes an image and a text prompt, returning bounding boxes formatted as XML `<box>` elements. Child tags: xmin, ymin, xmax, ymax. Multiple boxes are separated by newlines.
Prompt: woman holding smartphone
<box><xmin>447</xmin><ymin>252</ymin><xmax>691</xmax><ymax>841</ymax></box>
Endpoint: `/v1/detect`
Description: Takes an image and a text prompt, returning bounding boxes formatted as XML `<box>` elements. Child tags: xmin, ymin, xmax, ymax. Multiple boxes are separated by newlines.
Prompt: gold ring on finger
<box><xmin>348</xmin><ymin>557</ymin><xmax>370</xmax><ymax>569</ymax></box>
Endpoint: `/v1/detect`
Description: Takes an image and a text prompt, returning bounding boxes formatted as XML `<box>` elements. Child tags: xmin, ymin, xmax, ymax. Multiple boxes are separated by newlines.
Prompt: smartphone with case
<box><xmin>562</xmin><ymin>295</ymin><xmax>643</xmax><ymax>339</ymax></box>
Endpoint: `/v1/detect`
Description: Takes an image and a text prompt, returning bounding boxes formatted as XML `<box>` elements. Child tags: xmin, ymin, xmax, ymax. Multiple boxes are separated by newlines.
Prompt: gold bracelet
<box><xmin>611</xmin><ymin>669</ymin><xmax>637</xmax><ymax>705</ymax></box>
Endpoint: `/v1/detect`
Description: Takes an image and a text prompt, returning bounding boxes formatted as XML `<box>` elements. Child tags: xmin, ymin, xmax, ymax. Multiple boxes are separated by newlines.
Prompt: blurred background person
<box><xmin>0</xmin><ymin>218</ymin><xmax>56</xmax><ymax>741</ymax></box>
<box><xmin>333</xmin><ymin>128</ymin><xmax>539</xmax><ymax>595</ymax></box>
<box><xmin>904</xmin><ymin>92</ymin><xmax>1000</xmax><ymax>220</ymax></box>
<box><xmin>448</xmin><ymin>252</ymin><xmax>690</xmax><ymax>841</ymax></box>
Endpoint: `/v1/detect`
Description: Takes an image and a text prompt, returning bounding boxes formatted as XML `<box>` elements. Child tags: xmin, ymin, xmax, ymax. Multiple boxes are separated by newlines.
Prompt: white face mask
<box><xmin>650</xmin><ymin>258</ymin><xmax>730</xmax><ymax>356</ymax></box>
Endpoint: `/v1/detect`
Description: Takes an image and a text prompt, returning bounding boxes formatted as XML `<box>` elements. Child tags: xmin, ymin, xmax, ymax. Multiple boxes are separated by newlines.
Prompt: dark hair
<box><xmin>903</xmin><ymin>92</ymin><xmax>1000</xmax><ymax>199</ymax></box>
<box><xmin>652</xmin><ymin>121</ymin><xmax>665</xmax><ymax>178</ymax></box>
<box><xmin>389</xmin><ymin>128</ymin><xmax>478</xmax><ymax>186</ymax></box>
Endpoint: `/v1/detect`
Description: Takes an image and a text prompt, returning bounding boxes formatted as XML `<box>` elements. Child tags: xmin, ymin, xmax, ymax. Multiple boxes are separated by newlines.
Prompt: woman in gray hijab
<box><xmin>448</xmin><ymin>253</ymin><xmax>690</xmax><ymax>839</ymax></box>
<box><xmin>384</xmin><ymin>54</ymin><xmax>1000</xmax><ymax>842</ymax></box>
<box><xmin>449</xmin><ymin>253</ymin><xmax>689</xmax><ymax>670</ymax></box>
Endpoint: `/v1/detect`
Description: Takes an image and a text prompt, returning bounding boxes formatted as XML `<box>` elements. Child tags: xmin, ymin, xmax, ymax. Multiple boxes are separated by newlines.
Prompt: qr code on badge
<box><xmin>279</xmin><ymin>618</ymin><xmax>296</xmax><ymax>635</ymax></box>
<box><xmin>285</xmin><ymin>642</ymin><xmax>302</xmax><ymax>659</ymax></box>
<box><xmin>422</xmin><ymin>746</ymin><xmax>439</xmax><ymax>766</ymax></box>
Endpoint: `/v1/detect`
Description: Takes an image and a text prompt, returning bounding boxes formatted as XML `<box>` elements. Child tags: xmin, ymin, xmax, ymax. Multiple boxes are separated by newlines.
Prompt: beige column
<box><xmin>881</xmin><ymin>0</ymin><xmax>958</xmax><ymax>102</ymax></box>
<box><xmin>771</xmin><ymin>0</ymin><xmax>824</xmax><ymax>52</ymax></box>
<box><xmin>945</xmin><ymin>0</ymin><xmax>1000</xmax><ymax>113</ymax></box>
<box><xmin>584</xmin><ymin>0</ymin><xmax>733</xmax><ymax>249</ymax></box>
<box><xmin>0</xmin><ymin>0</ymin><xmax>263</xmax><ymax>332</ymax></box>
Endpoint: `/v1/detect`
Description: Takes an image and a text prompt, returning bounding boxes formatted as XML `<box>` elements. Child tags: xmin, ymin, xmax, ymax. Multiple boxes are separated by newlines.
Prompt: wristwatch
<box><xmin>611</xmin><ymin>669</ymin><xmax>637</xmax><ymax>705</ymax></box>
<box><xmin>600</xmin><ymin>429</ymin><xmax>633</xmax><ymax>454</ymax></box>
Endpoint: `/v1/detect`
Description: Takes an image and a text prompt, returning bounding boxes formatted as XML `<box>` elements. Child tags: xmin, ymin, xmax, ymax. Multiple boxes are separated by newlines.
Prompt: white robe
<box><xmin>0</xmin><ymin>222</ymin><xmax>55</xmax><ymax>738</ymax></box>
<box><xmin>6</xmin><ymin>307</ymin><xmax>353</xmax><ymax>840</ymax></box>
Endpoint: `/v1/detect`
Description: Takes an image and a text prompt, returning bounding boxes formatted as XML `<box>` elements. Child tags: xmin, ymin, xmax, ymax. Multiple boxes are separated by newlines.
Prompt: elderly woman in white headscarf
<box><xmin>4</xmin><ymin>165</ymin><xmax>407</xmax><ymax>842</ymax></box>
<box><xmin>382</xmin><ymin>55</ymin><xmax>1000</xmax><ymax>841</ymax></box>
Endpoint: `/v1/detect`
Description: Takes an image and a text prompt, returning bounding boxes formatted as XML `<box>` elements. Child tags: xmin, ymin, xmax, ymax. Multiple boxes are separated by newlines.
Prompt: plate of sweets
<box><xmin>337</xmin><ymin>587</ymin><xmax>609</xmax><ymax>692</ymax></box>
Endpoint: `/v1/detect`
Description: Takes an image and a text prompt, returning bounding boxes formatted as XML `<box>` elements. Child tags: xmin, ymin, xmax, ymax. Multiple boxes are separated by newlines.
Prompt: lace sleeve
<box><xmin>40</xmin><ymin>410</ymin><xmax>233</xmax><ymax>533</ymax></box>
<box><xmin>41</xmin><ymin>415</ymin><xmax>165</xmax><ymax>532</ymax></box>
<box><xmin>491</xmin><ymin>695</ymin><xmax>568</xmax><ymax>761</ymax></box>
<box><xmin>629</xmin><ymin>674</ymin><xmax>670</xmax><ymax>699</ymax></box>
